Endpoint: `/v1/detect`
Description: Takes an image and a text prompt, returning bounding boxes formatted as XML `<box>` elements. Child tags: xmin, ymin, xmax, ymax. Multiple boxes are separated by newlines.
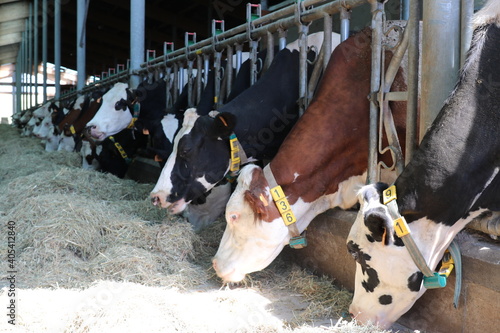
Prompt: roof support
<box><xmin>77</xmin><ymin>0</ymin><xmax>87</xmax><ymax>90</ymax></box>
<box><xmin>54</xmin><ymin>0</ymin><xmax>61</xmax><ymax>99</ymax></box>
<box><xmin>34</xmin><ymin>0</ymin><xmax>38</xmax><ymax>106</ymax></box>
<box><xmin>129</xmin><ymin>0</ymin><xmax>145</xmax><ymax>89</ymax></box>
<box><xmin>42</xmin><ymin>0</ymin><xmax>47</xmax><ymax>103</ymax></box>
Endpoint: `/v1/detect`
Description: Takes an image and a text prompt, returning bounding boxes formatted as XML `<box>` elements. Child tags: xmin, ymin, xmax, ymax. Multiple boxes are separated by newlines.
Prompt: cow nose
<box><xmin>212</xmin><ymin>259</ymin><xmax>218</xmax><ymax>271</ymax></box>
<box><xmin>151</xmin><ymin>196</ymin><xmax>160</xmax><ymax>206</ymax></box>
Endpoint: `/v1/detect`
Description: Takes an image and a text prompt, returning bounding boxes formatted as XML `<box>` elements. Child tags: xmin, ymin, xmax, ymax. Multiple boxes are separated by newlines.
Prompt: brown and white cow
<box><xmin>212</xmin><ymin>27</ymin><xmax>408</xmax><ymax>283</ymax></box>
<box><xmin>346</xmin><ymin>1</ymin><xmax>500</xmax><ymax>328</ymax></box>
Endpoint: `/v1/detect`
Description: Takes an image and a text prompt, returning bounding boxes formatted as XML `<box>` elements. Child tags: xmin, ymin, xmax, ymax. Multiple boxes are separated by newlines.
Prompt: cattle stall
<box><xmin>7</xmin><ymin>0</ymin><xmax>499</xmax><ymax>332</ymax></box>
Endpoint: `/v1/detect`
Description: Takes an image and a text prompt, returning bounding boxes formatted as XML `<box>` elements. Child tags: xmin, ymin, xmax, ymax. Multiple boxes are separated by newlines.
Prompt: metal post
<box><xmin>323</xmin><ymin>14</ymin><xmax>333</xmax><ymax>70</ymax></box>
<box><xmin>77</xmin><ymin>0</ymin><xmax>87</xmax><ymax>90</ymax></box>
<box><xmin>420</xmin><ymin>0</ymin><xmax>460</xmax><ymax>141</ymax></box>
<box><xmin>226</xmin><ymin>45</ymin><xmax>233</xmax><ymax>100</ymax></box>
<box><xmin>196</xmin><ymin>54</ymin><xmax>203</xmax><ymax>104</ymax></box>
<box><xmin>54</xmin><ymin>0</ymin><xmax>61</xmax><ymax>99</ymax></box>
<box><xmin>401</xmin><ymin>0</ymin><xmax>410</xmax><ymax>20</ymax></box>
<box><xmin>460</xmin><ymin>0</ymin><xmax>474</xmax><ymax>68</ymax></box>
<box><xmin>298</xmin><ymin>24</ymin><xmax>309</xmax><ymax>116</ymax></box>
<box><xmin>264</xmin><ymin>31</ymin><xmax>274</xmax><ymax>73</ymax></box>
<box><xmin>214</xmin><ymin>51</ymin><xmax>222</xmax><ymax>108</ymax></box>
<box><xmin>235</xmin><ymin>43</ymin><xmax>243</xmax><ymax>74</ymax></box>
<box><xmin>21</xmin><ymin>32</ymin><xmax>25</xmax><ymax>111</ymax></box>
<box><xmin>340</xmin><ymin>7</ymin><xmax>351</xmax><ymax>42</ymax></box>
<box><xmin>367</xmin><ymin>0</ymin><xmax>384</xmax><ymax>184</ymax></box>
<box><xmin>130</xmin><ymin>0</ymin><xmax>145</xmax><ymax>89</ymax></box>
<box><xmin>42</xmin><ymin>0</ymin><xmax>47</xmax><ymax>103</ymax></box>
<box><xmin>203</xmin><ymin>54</ymin><xmax>210</xmax><ymax>88</ymax></box>
<box><xmin>187</xmin><ymin>59</ymin><xmax>194</xmax><ymax>107</ymax></box>
<box><xmin>28</xmin><ymin>3</ymin><xmax>33</xmax><ymax>109</ymax></box>
<box><xmin>249</xmin><ymin>40</ymin><xmax>259</xmax><ymax>85</ymax></box>
<box><xmin>34</xmin><ymin>0</ymin><xmax>39</xmax><ymax>106</ymax></box>
<box><xmin>278</xmin><ymin>28</ymin><xmax>287</xmax><ymax>50</ymax></box>
<box><xmin>405</xmin><ymin>0</ymin><xmax>420</xmax><ymax>163</ymax></box>
<box><xmin>16</xmin><ymin>53</ymin><xmax>22</xmax><ymax>114</ymax></box>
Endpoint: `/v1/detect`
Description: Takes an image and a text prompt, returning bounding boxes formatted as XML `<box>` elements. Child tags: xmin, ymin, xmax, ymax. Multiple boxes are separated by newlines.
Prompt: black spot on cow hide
<box><xmin>407</xmin><ymin>271</ymin><xmax>423</xmax><ymax>292</ymax></box>
<box><xmin>361</xmin><ymin>267</ymin><xmax>380</xmax><ymax>293</ymax></box>
<box><xmin>379</xmin><ymin>294</ymin><xmax>393</xmax><ymax>305</ymax></box>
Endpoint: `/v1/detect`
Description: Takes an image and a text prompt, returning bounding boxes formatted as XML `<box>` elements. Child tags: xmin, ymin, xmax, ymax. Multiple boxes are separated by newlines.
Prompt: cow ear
<box><xmin>126</xmin><ymin>88</ymin><xmax>136</xmax><ymax>102</ymax></box>
<box><xmin>244</xmin><ymin>190</ymin><xmax>269</xmax><ymax>221</ymax></box>
<box><xmin>211</xmin><ymin>112</ymin><xmax>236</xmax><ymax>139</ymax></box>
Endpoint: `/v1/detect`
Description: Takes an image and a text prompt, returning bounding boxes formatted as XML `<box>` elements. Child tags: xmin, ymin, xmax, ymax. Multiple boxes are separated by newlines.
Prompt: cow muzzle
<box><xmin>86</xmin><ymin>125</ymin><xmax>106</xmax><ymax>141</ymax></box>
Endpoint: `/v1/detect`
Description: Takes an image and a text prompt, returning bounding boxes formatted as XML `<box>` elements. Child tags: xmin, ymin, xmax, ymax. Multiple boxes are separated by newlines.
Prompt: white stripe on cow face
<box><xmin>86</xmin><ymin>82</ymin><xmax>131</xmax><ymax>141</ymax></box>
<box><xmin>161</xmin><ymin>113</ymin><xmax>179</xmax><ymax>144</ymax></box>
<box><xmin>347</xmin><ymin>188</ymin><xmax>487</xmax><ymax>329</ymax></box>
<box><xmin>151</xmin><ymin>108</ymin><xmax>200</xmax><ymax>209</ymax></box>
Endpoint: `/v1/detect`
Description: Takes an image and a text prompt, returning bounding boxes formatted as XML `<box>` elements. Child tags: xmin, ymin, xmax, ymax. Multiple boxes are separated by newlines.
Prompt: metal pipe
<box><xmin>140</xmin><ymin>0</ymin><xmax>367</xmax><ymax>70</ymax></box>
<box><xmin>264</xmin><ymin>31</ymin><xmax>274</xmax><ymax>73</ymax></box>
<box><xmin>367</xmin><ymin>0</ymin><xmax>384</xmax><ymax>184</ymax></box>
<box><xmin>23</xmin><ymin>21</ymin><xmax>28</xmax><ymax>110</ymax></box>
<box><xmin>179</xmin><ymin>67</ymin><xmax>185</xmax><ymax>92</ymax></box>
<box><xmin>214</xmin><ymin>52</ymin><xmax>222</xmax><ymax>108</ymax></box>
<box><xmin>77</xmin><ymin>0</ymin><xmax>87</xmax><ymax>90</ymax></box>
<box><xmin>249</xmin><ymin>40</ymin><xmax>259</xmax><ymax>86</ymax></box>
<box><xmin>225</xmin><ymin>45</ymin><xmax>233</xmax><ymax>100</ymax></box>
<box><xmin>28</xmin><ymin>3</ymin><xmax>33</xmax><ymax>109</ymax></box>
<box><xmin>400</xmin><ymin>0</ymin><xmax>410</xmax><ymax>20</ymax></box>
<box><xmin>15</xmin><ymin>50</ymin><xmax>21</xmax><ymax>114</ymax></box>
<box><xmin>129</xmin><ymin>0</ymin><xmax>145</xmax><ymax>89</ymax></box>
<box><xmin>235</xmin><ymin>44</ymin><xmax>243</xmax><ymax>74</ymax></box>
<box><xmin>42</xmin><ymin>0</ymin><xmax>47</xmax><ymax>103</ymax></box>
<box><xmin>203</xmin><ymin>54</ymin><xmax>210</xmax><ymax>88</ymax></box>
<box><xmin>420</xmin><ymin>0</ymin><xmax>460</xmax><ymax>141</ymax></box>
<box><xmin>173</xmin><ymin>63</ymin><xmax>179</xmax><ymax>103</ymax></box>
<box><xmin>405</xmin><ymin>0</ymin><xmax>420</xmax><ymax>164</ymax></box>
<box><xmin>323</xmin><ymin>14</ymin><xmax>332</xmax><ymax>70</ymax></box>
<box><xmin>460</xmin><ymin>0</ymin><xmax>474</xmax><ymax>68</ymax></box>
<box><xmin>34</xmin><ymin>0</ymin><xmax>39</xmax><ymax>106</ymax></box>
<box><xmin>278</xmin><ymin>29</ymin><xmax>287</xmax><ymax>50</ymax></box>
<box><xmin>298</xmin><ymin>23</ymin><xmax>309</xmax><ymax>116</ymax></box>
<box><xmin>187</xmin><ymin>59</ymin><xmax>194</xmax><ymax>108</ymax></box>
<box><xmin>340</xmin><ymin>7</ymin><xmax>350</xmax><ymax>42</ymax></box>
<box><xmin>196</xmin><ymin>54</ymin><xmax>203</xmax><ymax>104</ymax></box>
<box><xmin>54</xmin><ymin>0</ymin><xmax>61</xmax><ymax>99</ymax></box>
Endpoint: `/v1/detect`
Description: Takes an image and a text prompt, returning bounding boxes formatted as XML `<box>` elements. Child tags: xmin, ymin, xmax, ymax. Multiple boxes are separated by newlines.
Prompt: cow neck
<box><xmin>108</xmin><ymin>134</ymin><xmax>133</xmax><ymax>165</ymax></box>
<box><xmin>382</xmin><ymin>185</ymin><xmax>462</xmax><ymax>307</ymax></box>
<box><xmin>262</xmin><ymin>164</ymin><xmax>306</xmax><ymax>249</ymax></box>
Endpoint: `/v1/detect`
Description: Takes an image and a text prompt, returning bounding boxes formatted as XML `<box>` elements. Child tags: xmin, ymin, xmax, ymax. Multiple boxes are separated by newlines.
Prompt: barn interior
<box><xmin>0</xmin><ymin>1</ymin><xmax>498</xmax><ymax>333</ymax></box>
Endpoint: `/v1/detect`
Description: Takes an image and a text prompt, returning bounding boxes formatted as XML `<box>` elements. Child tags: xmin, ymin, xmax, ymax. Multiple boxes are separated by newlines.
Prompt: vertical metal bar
<box><xmin>165</xmin><ymin>66</ymin><xmax>172</xmax><ymax>108</ymax></box>
<box><xmin>278</xmin><ymin>29</ymin><xmax>287</xmax><ymax>50</ymax></box>
<box><xmin>460</xmin><ymin>0</ymin><xmax>474</xmax><ymax>68</ymax></box>
<box><xmin>77</xmin><ymin>0</ymin><xmax>86</xmax><ymax>90</ymax></box>
<box><xmin>420</xmin><ymin>0</ymin><xmax>460</xmax><ymax>141</ymax></box>
<box><xmin>179</xmin><ymin>67</ymin><xmax>185</xmax><ymax>92</ymax></box>
<box><xmin>249</xmin><ymin>40</ymin><xmax>259</xmax><ymax>85</ymax></box>
<box><xmin>203</xmin><ymin>54</ymin><xmax>210</xmax><ymax>88</ymax></box>
<box><xmin>54</xmin><ymin>0</ymin><xmax>61</xmax><ymax>99</ymax></box>
<box><xmin>235</xmin><ymin>43</ymin><xmax>243</xmax><ymax>74</ymax></box>
<box><xmin>405</xmin><ymin>0</ymin><xmax>420</xmax><ymax>163</ymax></box>
<box><xmin>173</xmin><ymin>62</ymin><xmax>179</xmax><ymax>103</ymax></box>
<box><xmin>42</xmin><ymin>0</ymin><xmax>47</xmax><ymax>103</ymax></box>
<box><xmin>226</xmin><ymin>45</ymin><xmax>233</xmax><ymax>100</ymax></box>
<box><xmin>187</xmin><ymin>59</ymin><xmax>194</xmax><ymax>107</ymax></box>
<box><xmin>367</xmin><ymin>0</ymin><xmax>384</xmax><ymax>184</ymax></box>
<box><xmin>130</xmin><ymin>0</ymin><xmax>145</xmax><ymax>89</ymax></box>
<box><xmin>24</xmin><ymin>20</ymin><xmax>28</xmax><ymax>110</ymax></box>
<box><xmin>20</xmin><ymin>32</ymin><xmax>25</xmax><ymax>111</ymax></box>
<box><xmin>16</xmin><ymin>52</ymin><xmax>22</xmax><ymax>114</ymax></box>
<box><xmin>323</xmin><ymin>14</ymin><xmax>332</xmax><ymax>70</ymax></box>
<box><xmin>196</xmin><ymin>54</ymin><xmax>203</xmax><ymax>104</ymax></box>
<box><xmin>34</xmin><ymin>0</ymin><xmax>39</xmax><ymax>106</ymax></box>
<box><xmin>401</xmin><ymin>0</ymin><xmax>410</xmax><ymax>20</ymax></box>
<box><xmin>298</xmin><ymin>24</ymin><xmax>309</xmax><ymax>116</ymax></box>
<box><xmin>264</xmin><ymin>31</ymin><xmax>274</xmax><ymax>73</ymax></box>
<box><xmin>28</xmin><ymin>3</ymin><xmax>33</xmax><ymax>109</ymax></box>
<box><xmin>214</xmin><ymin>51</ymin><xmax>222</xmax><ymax>108</ymax></box>
<box><xmin>340</xmin><ymin>7</ymin><xmax>351</xmax><ymax>42</ymax></box>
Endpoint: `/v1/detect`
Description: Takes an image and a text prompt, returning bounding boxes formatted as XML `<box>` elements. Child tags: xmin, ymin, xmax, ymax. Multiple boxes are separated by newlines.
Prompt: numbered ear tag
<box><xmin>383</xmin><ymin>185</ymin><xmax>397</xmax><ymax>205</ymax></box>
<box><xmin>70</xmin><ymin>125</ymin><xmax>76</xmax><ymax>135</ymax></box>
<box><xmin>394</xmin><ymin>217</ymin><xmax>410</xmax><ymax>237</ymax></box>
<box><xmin>282</xmin><ymin>210</ymin><xmax>297</xmax><ymax>225</ymax></box>
<box><xmin>270</xmin><ymin>186</ymin><xmax>285</xmax><ymax>201</ymax></box>
<box><xmin>270</xmin><ymin>186</ymin><xmax>296</xmax><ymax>225</ymax></box>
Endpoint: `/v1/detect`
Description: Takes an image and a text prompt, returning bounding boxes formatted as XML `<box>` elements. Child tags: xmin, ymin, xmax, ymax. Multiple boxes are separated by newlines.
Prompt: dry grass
<box><xmin>0</xmin><ymin>124</ymin><xmax>407</xmax><ymax>333</ymax></box>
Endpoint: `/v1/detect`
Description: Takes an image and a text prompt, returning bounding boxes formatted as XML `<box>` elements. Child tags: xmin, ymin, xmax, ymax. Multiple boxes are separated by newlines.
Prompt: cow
<box><xmin>346</xmin><ymin>2</ymin><xmax>500</xmax><ymax>328</ymax></box>
<box><xmin>86</xmin><ymin>82</ymin><xmax>135</xmax><ymax>141</ymax></box>
<box><xmin>150</xmin><ymin>47</ymin><xmax>306</xmax><ymax>213</ymax></box>
<box><xmin>210</xmin><ymin>27</ymin><xmax>408</xmax><ymax>283</ymax></box>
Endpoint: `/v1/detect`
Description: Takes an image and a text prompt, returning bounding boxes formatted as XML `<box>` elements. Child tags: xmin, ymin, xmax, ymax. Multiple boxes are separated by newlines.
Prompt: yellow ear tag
<box><xmin>383</xmin><ymin>185</ymin><xmax>397</xmax><ymax>205</ymax></box>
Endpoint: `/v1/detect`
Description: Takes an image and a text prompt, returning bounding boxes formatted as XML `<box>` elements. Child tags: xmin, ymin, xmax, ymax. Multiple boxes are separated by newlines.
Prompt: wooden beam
<box><xmin>0</xmin><ymin>1</ymin><xmax>29</xmax><ymax>22</ymax></box>
<box><xmin>0</xmin><ymin>32</ymin><xmax>22</xmax><ymax>47</ymax></box>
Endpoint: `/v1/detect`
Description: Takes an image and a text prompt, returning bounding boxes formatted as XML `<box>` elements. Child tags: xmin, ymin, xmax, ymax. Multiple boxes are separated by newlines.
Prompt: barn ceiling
<box><xmin>0</xmin><ymin>0</ymin><xmax>283</xmax><ymax>78</ymax></box>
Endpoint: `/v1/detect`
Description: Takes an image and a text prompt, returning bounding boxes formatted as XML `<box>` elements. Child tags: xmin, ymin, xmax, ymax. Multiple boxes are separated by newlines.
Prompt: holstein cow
<box><xmin>86</xmin><ymin>82</ymin><xmax>135</xmax><ymax>141</ymax></box>
<box><xmin>150</xmin><ymin>47</ymin><xmax>307</xmax><ymax>213</ymax></box>
<box><xmin>346</xmin><ymin>2</ymin><xmax>500</xmax><ymax>328</ymax></box>
<box><xmin>211</xmin><ymin>27</ymin><xmax>408</xmax><ymax>283</ymax></box>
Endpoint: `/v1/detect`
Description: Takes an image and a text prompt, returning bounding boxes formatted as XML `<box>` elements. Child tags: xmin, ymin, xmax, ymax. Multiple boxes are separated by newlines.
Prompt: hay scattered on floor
<box><xmin>0</xmin><ymin>124</ymin><xmax>409</xmax><ymax>333</ymax></box>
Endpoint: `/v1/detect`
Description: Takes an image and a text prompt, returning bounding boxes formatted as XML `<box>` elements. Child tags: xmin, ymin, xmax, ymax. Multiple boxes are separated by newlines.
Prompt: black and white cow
<box><xmin>347</xmin><ymin>1</ymin><xmax>500</xmax><ymax>328</ymax></box>
<box><xmin>150</xmin><ymin>48</ymin><xmax>305</xmax><ymax>213</ymax></box>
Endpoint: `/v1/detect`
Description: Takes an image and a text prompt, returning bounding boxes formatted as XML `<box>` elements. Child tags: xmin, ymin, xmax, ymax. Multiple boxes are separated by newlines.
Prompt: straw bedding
<box><xmin>0</xmin><ymin>124</ymin><xmax>404</xmax><ymax>332</ymax></box>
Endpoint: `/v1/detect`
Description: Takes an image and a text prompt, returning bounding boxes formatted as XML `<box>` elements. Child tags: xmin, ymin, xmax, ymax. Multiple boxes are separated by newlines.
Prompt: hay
<box><xmin>0</xmin><ymin>124</ymin><xmax>413</xmax><ymax>333</ymax></box>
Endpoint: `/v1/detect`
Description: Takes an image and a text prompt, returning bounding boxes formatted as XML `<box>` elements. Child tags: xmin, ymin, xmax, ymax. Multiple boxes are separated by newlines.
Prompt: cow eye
<box><xmin>114</xmin><ymin>100</ymin><xmax>126</xmax><ymax>111</ymax></box>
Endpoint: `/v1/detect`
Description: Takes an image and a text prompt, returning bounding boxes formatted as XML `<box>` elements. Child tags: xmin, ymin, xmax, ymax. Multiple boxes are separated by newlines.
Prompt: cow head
<box><xmin>346</xmin><ymin>183</ymin><xmax>465</xmax><ymax>329</ymax></box>
<box><xmin>86</xmin><ymin>82</ymin><xmax>134</xmax><ymax>141</ymax></box>
<box><xmin>150</xmin><ymin>109</ymin><xmax>234</xmax><ymax>214</ymax></box>
<box><xmin>212</xmin><ymin>164</ymin><xmax>292</xmax><ymax>283</ymax></box>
